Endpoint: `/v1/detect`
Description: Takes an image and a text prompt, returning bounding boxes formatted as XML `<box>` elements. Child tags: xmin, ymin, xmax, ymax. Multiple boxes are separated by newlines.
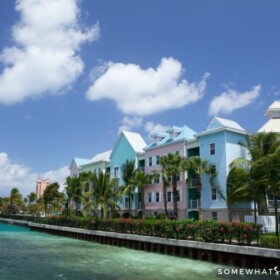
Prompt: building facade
<box><xmin>69</xmin><ymin>102</ymin><xmax>280</xmax><ymax>221</ymax></box>
<box><xmin>36</xmin><ymin>178</ymin><xmax>50</xmax><ymax>198</ymax></box>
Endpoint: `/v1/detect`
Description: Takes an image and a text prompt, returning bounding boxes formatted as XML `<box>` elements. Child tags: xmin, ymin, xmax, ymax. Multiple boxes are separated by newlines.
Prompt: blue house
<box><xmin>196</xmin><ymin>117</ymin><xmax>251</xmax><ymax>221</ymax></box>
<box><xmin>109</xmin><ymin>131</ymin><xmax>146</xmax><ymax>216</ymax></box>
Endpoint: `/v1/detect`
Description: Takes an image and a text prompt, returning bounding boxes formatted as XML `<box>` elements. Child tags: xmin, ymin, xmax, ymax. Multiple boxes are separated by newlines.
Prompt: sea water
<box><xmin>0</xmin><ymin>222</ymin><xmax>264</xmax><ymax>280</ymax></box>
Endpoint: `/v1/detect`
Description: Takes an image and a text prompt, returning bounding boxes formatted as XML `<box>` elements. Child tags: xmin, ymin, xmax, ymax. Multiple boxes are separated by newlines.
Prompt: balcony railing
<box><xmin>268</xmin><ymin>200</ymin><xmax>280</xmax><ymax>209</ymax></box>
<box><xmin>188</xmin><ymin>199</ymin><xmax>198</xmax><ymax>209</ymax></box>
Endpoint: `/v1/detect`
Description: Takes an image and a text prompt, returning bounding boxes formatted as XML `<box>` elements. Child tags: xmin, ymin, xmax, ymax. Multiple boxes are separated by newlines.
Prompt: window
<box><xmin>149</xmin><ymin>157</ymin><xmax>153</xmax><ymax>166</ymax></box>
<box><xmin>156</xmin><ymin>155</ymin><xmax>160</xmax><ymax>165</ymax></box>
<box><xmin>177</xmin><ymin>173</ymin><xmax>180</xmax><ymax>182</ymax></box>
<box><xmin>167</xmin><ymin>191</ymin><xmax>172</xmax><ymax>202</ymax></box>
<box><xmin>211</xmin><ymin>188</ymin><xmax>217</xmax><ymax>200</ymax></box>
<box><xmin>210</xmin><ymin>143</ymin><xmax>215</xmax><ymax>155</ymax></box>
<box><xmin>175</xmin><ymin>150</ymin><xmax>180</xmax><ymax>155</ymax></box>
<box><xmin>176</xmin><ymin>190</ymin><xmax>180</xmax><ymax>202</ymax></box>
<box><xmin>154</xmin><ymin>174</ymin><xmax>160</xmax><ymax>184</ymax></box>
<box><xmin>212</xmin><ymin>211</ymin><xmax>218</xmax><ymax>220</ymax></box>
<box><xmin>155</xmin><ymin>192</ymin><xmax>160</xmax><ymax>202</ymax></box>
<box><xmin>148</xmin><ymin>192</ymin><xmax>153</xmax><ymax>203</ymax></box>
<box><xmin>148</xmin><ymin>175</ymin><xmax>153</xmax><ymax>184</ymax></box>
<box><xmin>114</xmin><ymin>167</ymin><xmax>119</xmax><ymax>178</ymax></box>
<box><xmin>210</xmin><ymin>165</ymin><xmax>216</xmax><ymax>175</ymax></box>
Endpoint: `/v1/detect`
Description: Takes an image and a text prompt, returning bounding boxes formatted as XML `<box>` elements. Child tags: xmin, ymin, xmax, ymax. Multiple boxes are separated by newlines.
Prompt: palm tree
<box><xmin>65</xmin><ymin>176</ymin><xmax>82</xmax><ymax>216</ymax></box>
<box><xmin>251</xmin><ymin>151</ymin><xmax>280</xmax><ymax>243</ymax></box>
<box><xmin>43</xmin><ymin>182</ymin><xmax>63</xmax><ymax>216</ymax></box>
<box><xmin>188</xmin><ymin>156</ymin><xmax>211</xmax><ymax>220</ymax></box>
<box><xmin>217</xmin><ymin>166</ymin><xmax>251</xmax><ymax>221</ymax></box>
<box><xmin>130</xmin><ymin>171</ymin><xmax>149</xmax><ymax>218</ymax></box>
<box><xmin>121</xmin><ymin>159</ymin><xmax>136</xmax><ymax>216</ymax></box>
<box><xmin>87</xmin><ymin>172</ymin><xmax>121</xmax><ymax>219</ymax></box>
<box><xmin>231</xmin><ymin>132</ymin><xmax>280</xmax><ymax>216</ymax></box>
<box><xmin>159</xmin><ymin>153</ymin><xmax>187</xmax><ymax>220</ymax></box>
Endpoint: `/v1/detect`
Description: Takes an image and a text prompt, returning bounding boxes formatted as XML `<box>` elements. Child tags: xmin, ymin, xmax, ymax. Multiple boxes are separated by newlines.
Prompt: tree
<box><xmin>188</xmin><ymin>156</ymin><xmax>211</xmax><ymax>220</ymax></box>
<box><xmin>121</xmin><ymin>159</ymin><xmax>136</xmax><ymax>216</ymax></box>
<box><xmin>130</xmin><ymin>171</ymin><xmax>149</xmax><ymax>218</ymax></box>
<box><xmin>218</xmin><ymin>166</ymin><xmax>252</xmax><ymax>221</ymax></box>
<box><xmin>159</xmin><ymin>153</ymin><xmax>188</xmax><ymax>220</ymax></box>
<box><xmin>251</xmin><ymin>151</ymin><xmax>280</xmax><ymax>244</ymax></box>
<box><xmin>230</xmin><ymin>132</ymin><xmax>280</xmax><ymax>217</ymax></box>
<box><xmin>28</xmin><ymin>192</ymin><xmax>37</xmax><ymax>204</ymax></box>
<box><xmin>8</xmin><ymin>188</ymin><xmax>24</xmax><ymax>214</ymax></box>
<box><xmin>85</xmin><ymin>172</ymin><xmax>121</xmax><ymax>219</ymax></box>
<box><xmin>43</xmin><ymin>183</ymin><xmax>64</xmax><ymax>216</ymax></box>
<box><xmin>65</xmin><ymin>175</ymin><xmax>83</xmax><ymax>216</ymax></box>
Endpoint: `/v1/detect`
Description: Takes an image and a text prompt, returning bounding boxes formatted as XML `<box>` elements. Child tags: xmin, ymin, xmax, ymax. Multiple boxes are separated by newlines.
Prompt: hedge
<box><xmin>260</xmin><ymin>234</ymin><xmax>279</xmax><ymax>249</ymax></box>
<box><xmin>0</xmin><ymin>214</ymin><xmax>263</xmax><ymax>246</ymax></box>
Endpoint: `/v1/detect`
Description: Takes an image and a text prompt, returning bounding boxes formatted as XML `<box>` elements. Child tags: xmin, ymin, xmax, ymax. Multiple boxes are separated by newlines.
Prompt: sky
<box><xmin>0</xmin><ymin>0</ymin><xmax>279</xmax><ymax>197</ymax></box>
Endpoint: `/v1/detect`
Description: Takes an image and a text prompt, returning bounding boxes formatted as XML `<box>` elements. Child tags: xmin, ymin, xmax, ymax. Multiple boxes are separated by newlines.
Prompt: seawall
<box><xmin>1</xmin><ymin>218</ymin><xmax>279</xmax><ymax>268</ymax></box>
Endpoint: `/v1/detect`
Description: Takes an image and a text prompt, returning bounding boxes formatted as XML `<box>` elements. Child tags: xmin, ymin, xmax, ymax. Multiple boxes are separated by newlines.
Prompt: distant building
<box><xmin>258</xmin><ymin>100</ymin><xmax>280</xmax><ymax>133</ymax></box>
<box><xmin>36</xmin><ymin>178</ymin><xmax>50</xmax><ymax>198</ymax></box>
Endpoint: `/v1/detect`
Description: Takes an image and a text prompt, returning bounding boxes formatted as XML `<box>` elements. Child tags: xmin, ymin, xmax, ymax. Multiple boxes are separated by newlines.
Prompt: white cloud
<box><xmin>208</xmin><ymin>85</ymin><xmax>261</xmax><ymax>116</ymax></box>
<box><xmin>144</xmin><ymin>121</ymin><xmax>170</xmax><ymax>135</ymax></box>
<box><xmin>0</xmin><ymin>152</ymin><xmax>69</xmax><ymax>197</ymax></box>
<box><xmin>0</xmin><ymin>0</ymin><xmax>99</xmax><ymax>105</ymax></box>
<box><xmin>86</xmin><ymin>57</ymin><xmax>209</xmax><ymax>116</ymax></box>
<box><xmin>118</xmin><ymin>116</ymin><xmax>143</xmax><ymax>134</ymax></box>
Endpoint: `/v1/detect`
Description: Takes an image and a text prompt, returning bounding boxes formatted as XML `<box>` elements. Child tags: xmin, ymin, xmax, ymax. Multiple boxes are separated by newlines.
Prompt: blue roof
<box><xmin>145</xmin><ymin>125</ymin><xmax>197</xmax><ymax>150</ymax></box>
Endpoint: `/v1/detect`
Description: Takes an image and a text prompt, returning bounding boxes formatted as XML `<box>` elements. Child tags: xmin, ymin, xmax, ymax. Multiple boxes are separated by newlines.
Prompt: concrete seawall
<box><xmin>1</xmin><ymin>218</ymin><xmax>279</xmax><ymax>268</ymax></box>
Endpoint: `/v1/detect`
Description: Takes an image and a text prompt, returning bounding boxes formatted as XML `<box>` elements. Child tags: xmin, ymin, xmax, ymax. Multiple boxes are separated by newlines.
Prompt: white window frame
<box><xmin>114</xmin><ymin>167</ymin><xmax>119</xmax><ymax>178</ymax></box>
<box><xmin>210</xmin><ymin>143</ymin><xmax>215</xmax><ymax>155</ymax></box>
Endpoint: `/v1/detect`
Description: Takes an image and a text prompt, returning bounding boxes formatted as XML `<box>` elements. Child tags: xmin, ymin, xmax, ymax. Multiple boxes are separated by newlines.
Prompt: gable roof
<box><xmin>195</xmin><ymin>116</ymin><xmax>246</xmax><ymax>137</ymax></box>
<box><xmin>258</xmin><ymin>119</ymin><xmax>280</xmax><ymax>133</ymax></box>
<box><xmin>122</xmin><ymin>131</ymin><xmax>147</xmax><ymax>153</ymax></box>
<box><xmin>71</xmin><ymin>157</ymin><xmax>91</xmax><ymax>169</ymax></box>
<box><xmin>110</xmin><ymin>131</ymin><xmax>147</xmax><ymax>159</ymax></box>
<box><xmin>81</xmin><ymin>150</ymin><xmax>112</xmax><ymax>167</ymax></box>
<box><xmin>206</xmin><ymin>117</ymin><xmax>245</xmax><ymax>131</ymax></box>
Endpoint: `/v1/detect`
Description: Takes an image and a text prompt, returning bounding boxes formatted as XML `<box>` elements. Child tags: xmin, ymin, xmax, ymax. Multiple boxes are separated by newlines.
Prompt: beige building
<box><xmin>36</xmin><ymin>178</ymin><xmax>50</xmax><ymax>198</ymax></box>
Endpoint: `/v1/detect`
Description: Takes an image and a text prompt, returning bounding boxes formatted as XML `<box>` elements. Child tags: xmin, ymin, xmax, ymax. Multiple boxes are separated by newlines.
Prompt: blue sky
<box><xmin>0</xmin><ymin>0</ymin><xmax>279</xmax><ymax>197</ymax></box>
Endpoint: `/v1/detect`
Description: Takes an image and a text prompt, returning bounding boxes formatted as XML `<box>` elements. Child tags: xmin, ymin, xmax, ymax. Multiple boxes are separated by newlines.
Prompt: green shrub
<box><xmin>260</xmin><ymin>234</ymin><xmax>279</xmax><ymax>248</ymax></box>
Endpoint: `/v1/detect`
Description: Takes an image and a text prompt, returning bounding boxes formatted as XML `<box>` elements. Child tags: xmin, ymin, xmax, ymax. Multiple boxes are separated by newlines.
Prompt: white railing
<box><xmin>244</xmin><ymin>215</ymin><xmax>276</xmax><ymax>233</ymax></box>
<box><xmin>268</xmin><ymin>200</ymin><xmax>280</xmax><ymax>209</ymax></box>
<box><xmin>188</xmin><ymin>199</ymin><xmax>198</xmax><ymax>209</ymax></box>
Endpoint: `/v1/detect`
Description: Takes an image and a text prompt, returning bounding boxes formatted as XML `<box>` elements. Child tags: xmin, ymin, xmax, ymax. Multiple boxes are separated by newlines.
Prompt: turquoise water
<box><xmin>0</xmin><ymin>223</ymin><xmax>248</xmax><ymax>280</ymax></box>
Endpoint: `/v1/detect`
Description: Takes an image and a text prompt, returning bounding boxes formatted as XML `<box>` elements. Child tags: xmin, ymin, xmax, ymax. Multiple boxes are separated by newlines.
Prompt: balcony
<box><xmin>188</xmin><ymin>199</ymin><xmax>198</xmax><ymax>210</ymax></box>
<box><xmin>268</xmin><ymin>200</ymin><xmax>280</xmax><ymax>210</ymax></box>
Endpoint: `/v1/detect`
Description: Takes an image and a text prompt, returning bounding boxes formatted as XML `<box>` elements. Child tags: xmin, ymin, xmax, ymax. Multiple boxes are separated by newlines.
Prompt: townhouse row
<box><xmin>69</xmin><ymin>101</ymin><xmax>280</xmax><ymax>221</ymax></box>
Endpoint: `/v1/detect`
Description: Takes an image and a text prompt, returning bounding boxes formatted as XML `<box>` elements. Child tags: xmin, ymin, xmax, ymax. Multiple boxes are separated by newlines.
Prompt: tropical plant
<box><xmin>188</xmin><ymin>156</ymin><xmax>211</xmax><ymax>220</ymax></box>
<box><xmin>28</xmin><ymin>192</ymin><xmax>37</xmax><ymax>204</ymax></box>
<box><xmin>85</xmin><ymin>172</ymin><xmax>121</xmax><ymax>219</ymax></box>
<box><xmin>159</xmin><ymin>153</ymin><xmax>188</xmax><ymax>220</ymax></box>
<box><xmin>121</xmin><ymin>159</ymin><xmax>136</xmax><ymax>216</ymax></box>
<box><xmin>43</xmin><ymin>183</ymin><xmax>64</xmax><ymax>216</ymax></box>
<box><xmin>218</xmin><ymin>166</ymin><xmax>252</xmax><ymax>221</ymax></box>
<box><xmin>230</xmin><ymin>132</ymin><xmax>280</xmax><ymax>219</ymax></box>
<box><xmin>8</xmin><ymin>188</ymin><xmax>24</xmax><ymax>214</ymax></box>
<box><xmin>130</xmin><ymin>171</ymin><xmax>149</xmax><ymax>218</ymax></box>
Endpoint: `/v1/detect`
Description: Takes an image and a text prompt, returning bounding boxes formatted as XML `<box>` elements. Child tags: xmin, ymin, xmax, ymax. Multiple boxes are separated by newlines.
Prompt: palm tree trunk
<box><xmin>196</xmin><ymin>175</ymin><xmax>202</xmax><ymax>220</ymax></box>
<box><xmin>172</xmin><ymin>174</ymin><xmax>178</xmax><ymax>220</ymax></box>
<box><xmin>163</xmin><ymin>187</ymin><xmax>169</xmax><ymax>220</ymax></box>
<box><xmin>141</xmin><ymin>190</ymin><xmax>145</xmax><ymax>219</ymax></box>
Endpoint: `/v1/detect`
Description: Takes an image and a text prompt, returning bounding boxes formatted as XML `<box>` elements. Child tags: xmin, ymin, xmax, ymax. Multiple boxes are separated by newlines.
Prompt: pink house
<box><xmin>144</xmin><ymin>126</ymin><xmax>197</xmax><ymax>218</ymax></box>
